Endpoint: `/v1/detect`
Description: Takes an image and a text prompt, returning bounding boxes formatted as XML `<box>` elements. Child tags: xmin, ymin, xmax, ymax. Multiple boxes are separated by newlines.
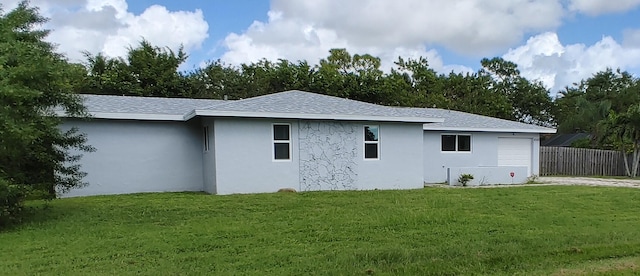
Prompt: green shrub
<box><xmin>0</xmin><ymin>178</ymin><xmax>28</xmax><ymax>227</ymax></box>
<box><xmin>458</xmin><ymin>174</ymin><xmax>474</xmax><ymax>186</ymax></box>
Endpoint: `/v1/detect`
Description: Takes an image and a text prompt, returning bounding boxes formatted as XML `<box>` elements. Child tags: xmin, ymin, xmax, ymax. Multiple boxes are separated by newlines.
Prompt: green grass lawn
<box><xmin>2</xmin><ymin>186</ymin><xmax>640</xmax><ymax>275</ymax></box>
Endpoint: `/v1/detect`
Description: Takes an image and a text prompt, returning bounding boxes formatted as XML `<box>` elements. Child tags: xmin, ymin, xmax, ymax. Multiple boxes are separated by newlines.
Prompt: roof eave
<box><xmin>195</xmin><ymin>110</ymin><xmax>444</xmax><ymax>123</ymax></box>
<box><xmin>422</xmin><ymin>125</ymin><xmax>557</xmax><ymax>134</ymax></box>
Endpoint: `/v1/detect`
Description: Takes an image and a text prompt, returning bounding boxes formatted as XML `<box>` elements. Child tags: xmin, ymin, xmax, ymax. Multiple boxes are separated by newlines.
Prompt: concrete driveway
<box><xmin>539</xmin><ymin>177</ymin><xmax>640</xmax><ymax>189</ymax></box>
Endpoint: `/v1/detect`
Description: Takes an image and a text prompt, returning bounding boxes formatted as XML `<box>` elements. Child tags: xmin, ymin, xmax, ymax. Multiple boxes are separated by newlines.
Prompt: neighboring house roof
<box><xmin>408</xmin><ymin>108</ymin><xmax>557</xmax><ymax>134</ymax></box>
<box><xmin>541</xmin><ymin>133</ymin><xmax>590</xmax><ymax>147</ymax></box>
<box><xmin>190</xmin><ymin>90</ymin><xmax>442</xmax><ymax>123</ymax></box>
<box><xmin>63</xmin><ymin>90</ymin><xmax>556</xmax><ymax>133</ymax></box>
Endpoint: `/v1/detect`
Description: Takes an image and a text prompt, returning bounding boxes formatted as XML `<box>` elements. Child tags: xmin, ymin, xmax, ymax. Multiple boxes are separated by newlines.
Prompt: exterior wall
<box><xmin>423</xmin><ymin>131</ymin><xmax>539</xmax><ymax>183</ymax></box>
<box><xmin>213</xmin><ymin>119</ymin><xmax>425</xmax><ymax>195</ymax></box>
<box><xmin>213</xmin><ymin>118</ymin><xmax>300</xmax><ymax>194</ymax></box>
<box><xmin>60</xmin><ymin>119</ymin><xmax>204</xmax><ymax>197</ymax></box>
<box><xmin>356</xmin><ymin>122</ymin><xmax>424</xmax><ymax>191</ymax></box>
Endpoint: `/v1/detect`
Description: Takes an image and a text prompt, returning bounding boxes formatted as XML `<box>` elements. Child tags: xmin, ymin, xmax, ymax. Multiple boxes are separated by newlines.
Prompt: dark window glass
<box><xmin>365</xmin><ymin>143</ymin><xmax>378</xmax><ymax>159</ymax></box>
<box><xmin>203</xmin><ymin>127</ymin><xmax>209</xmax><ymax>151</ymax></box>
<box><xmin>273</xmin><ymin>125</ymin><xmax>289</xmax><ymax>140</ymax></box>
<box><xmin>364</xmin><ymin>126</ymin><xmax>379</xmax><ymax>141</ymax></box>
<box><xmin>442</xmin><ymin>135</ymin><xmax>456</xmax><ymax>151</ymax></box>
<box><xmin>274</xmin><ymin>143</ymin><xmax>290</xmax><ymax>160</ymax></box>
<box><xmin>458</xmin><ymin>135</ymin><xmax>471</xmax><ymax>151</ymax></box>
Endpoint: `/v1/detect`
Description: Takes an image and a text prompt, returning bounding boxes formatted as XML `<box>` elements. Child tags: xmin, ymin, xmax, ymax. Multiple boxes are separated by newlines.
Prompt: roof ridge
<box><xmin>196</xmin><ymin>91</ymin><xmax>288</xmax><ymax>109</ymax></box>
<box><xmin>196</xmin><ymin>90</ymin><xmax>394</xmax><ymax>111</ymax></box>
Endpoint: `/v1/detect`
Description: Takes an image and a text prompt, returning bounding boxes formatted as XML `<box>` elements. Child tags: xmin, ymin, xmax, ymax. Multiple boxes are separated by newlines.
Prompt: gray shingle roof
<box><xmin>73</xmin><ymin>91</ymin><xmax>555</xmax><ymax>133</ymax></box>
<box><xmin>196</xmin><ymin>90</ymin><xmax>437</xmax><ymax>120</ymax></box>
<box><xmin>402</xmin><ymin>107</ymin><xmax>555</xmax><ymax>133</ymax></box>
<box><xmin>81</xmin><ymin>94</ymin><xmax>223</xmax><ymax>115</ymax></box>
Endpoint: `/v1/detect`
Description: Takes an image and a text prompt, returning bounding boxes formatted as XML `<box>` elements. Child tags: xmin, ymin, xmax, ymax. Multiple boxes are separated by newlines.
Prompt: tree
<box><xmin>393</xmin><ymin>56</ymin><xmax>444</xmax><ymax>107</ymax></box>
<box><xmin>186</xmin><ymin>60</ymin><xmax>243</xmax><ymax>99</ymax></box>
<box><xmin>0</xmin><ymin>1</ymin><xmax>92</xmax><ymax>224</ymax></box>
<box><xmin>556</xmin><ymin>69</ymin><xmax>638</xmax><ymax>133</ymax></box>
<box><xmin>441</xmin><ymin>71</ymin><xmax>513</xmax><ymax>119</ymax></box>
<box><xmin>311</xmin><ymin>48</ymin><xmax>358</xmax><ymax>98</ymax></box>
<box><xmin>556</xmin><ymin>90</ymin><xmax>611</xmax><ymax>134</ymax></box>
<box><xmin>555</xmin><ymin>69</ymin><xmax>640</xmax><ymax>151</ymax></box>
<box><xmin>84</xmin><ymin>39</ymin><xmax>189</xmax><ymax>97</ymax></box>
<box><xmin>598</xmin><ymin>106</ymin><xmax>640</xmax><ymax>177</ymax></box>
<box><xmin>393</xmin><ymin>56</ymin><xmax>516</xmax><ymax>118</ymax></box>
<box><xmin>480</xmin><ymin>57</ymin><xmax>554</xmax><ymax>126</ymax></box>
<box><xmin>82</xmin><ymin>53</ymin><xmax>137</xmax><ymax>96</ymax></box>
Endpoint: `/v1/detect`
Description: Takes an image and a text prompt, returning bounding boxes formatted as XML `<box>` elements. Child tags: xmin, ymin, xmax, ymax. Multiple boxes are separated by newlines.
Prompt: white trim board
<box><xmin>423</xmin><ymin>125</ymin><xmax>556</xmax><ymax>134</ymax></box>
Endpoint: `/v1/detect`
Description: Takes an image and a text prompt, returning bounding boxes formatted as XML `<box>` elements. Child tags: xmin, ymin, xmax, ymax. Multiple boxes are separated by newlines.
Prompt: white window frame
<box><xmin>441</xmin><ymin>134</ymin><xmax>472</xmax><ymax>153</ymax></box>
<box><xmin>364</xmin><ymin>125</ymin><xmax>380</xmax><ymax>160</ymax></box>
<box><xmin>203</xmin><ymin>126</ymin><xmax>210</xmax><ymax>152</ymax></box>
<box><xmin>272</xmin><ymin>123</ymin><xmax>292</xmax><ymax>162</ymax></box>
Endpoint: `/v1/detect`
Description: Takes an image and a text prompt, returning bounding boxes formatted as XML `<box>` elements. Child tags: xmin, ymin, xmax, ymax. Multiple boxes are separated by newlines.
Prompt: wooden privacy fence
<box><xmin>540</xmin><ymin>146</ymin><xmax>627</xmax><ymax>176</ymax></box>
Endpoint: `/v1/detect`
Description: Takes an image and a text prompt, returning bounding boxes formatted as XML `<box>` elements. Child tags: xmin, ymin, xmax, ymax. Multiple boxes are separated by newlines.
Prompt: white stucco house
<box><xmin>59</xmin><ymin>90</ymin><xmax>555</xmax><ymax>197</ymax></box>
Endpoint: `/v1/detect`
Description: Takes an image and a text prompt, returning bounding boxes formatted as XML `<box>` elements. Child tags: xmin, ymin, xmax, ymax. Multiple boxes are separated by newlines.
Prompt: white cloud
<box><xmin>221</xmin><ymin>11</ymin><xmax>345</xmax><ymax>65</ymax></box>
<box><xmin>6</xmin><ymin>0</ymin><xmax>640</xmax><ymax>88</ymax></box>
<box><xmin>623</xmin><ymin>28</ymin><xmax>640</xmax><ymax>47</ymax></box>
<box><xmin>2</xmin><ymin>0</ymin><xmax>209</xmax><ymax>63</ymax></box>
<box><xmin>267</xmin><ymin>0</ymin><xmax>565</xmax><ymax>55</ymax></box>
<box><xmin>568</xmin><ymin>0</ymin><xmax>640</xmax><ymax>15</ymax></box>
<box><xmin>220</xmin><ymin>3</ymin><xmax>481</xmax><ymax>74</ymax></box>
<box><xmin>100</xmin><ymin>5</ymin><xmax>209</xmax><ymax>58</ymax></box>
<box><xmin>503</xmin><ymin>32</ymin><xmax>640</xmax><ymax>94</ymax></box>
<box><xmin>220</xmin><ymin>14</ymin><xmax>472</xmax><ymax>74</ymax></box>
<box><xmin>86</xmin><ymin>0</ymin><xmax>128</xmax><ymax>18</ymax></box>
<box><xmin>218</xmin><ymin>0</ymin><xmax>640</xmax><ymax>81</ymax></box>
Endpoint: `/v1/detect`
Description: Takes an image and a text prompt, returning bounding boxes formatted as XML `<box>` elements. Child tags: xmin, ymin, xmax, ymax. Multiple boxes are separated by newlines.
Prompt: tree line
<box><xmin>81</xmin><ymin>43</ymin><xmax>555</xmax><ymax>126</ymax></box>
<box><xmin>3</xmin><ymin>1</ymin><xmax>640</xmax><ymax>226</ymax></box>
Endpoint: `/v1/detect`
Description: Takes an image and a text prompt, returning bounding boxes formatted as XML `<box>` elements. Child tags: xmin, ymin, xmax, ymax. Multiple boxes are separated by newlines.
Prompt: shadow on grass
<box><xmin>0</xmin><ymin>200</ymin><xmax>56</xmax><ymax>232</ymax></box>
<box><xmin>3</xmin><ymin>191</ymin><xmax>212</xmax><ymax>232</ymax></box>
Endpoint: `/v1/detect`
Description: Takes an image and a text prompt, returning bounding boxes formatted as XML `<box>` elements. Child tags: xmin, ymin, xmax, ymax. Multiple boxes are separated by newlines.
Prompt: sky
<box><xmin>2</xmin><ymin>0</ymin><xmax>640</xmax><ymax>95</ymax></box>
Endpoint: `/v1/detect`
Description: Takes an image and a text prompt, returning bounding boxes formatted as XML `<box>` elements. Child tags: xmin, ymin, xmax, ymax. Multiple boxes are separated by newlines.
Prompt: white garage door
<box><xmin>498</xmin><ymin>138</ymin><xmax>532</xmax><ymax>176</ymax></box>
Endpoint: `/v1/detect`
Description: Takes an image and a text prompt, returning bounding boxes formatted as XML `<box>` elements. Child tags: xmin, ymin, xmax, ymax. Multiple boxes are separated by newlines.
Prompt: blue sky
<box><xmin>4</xmin><ymin>0</ymin><xmax>640</xmax><ymax>94</ymax></box>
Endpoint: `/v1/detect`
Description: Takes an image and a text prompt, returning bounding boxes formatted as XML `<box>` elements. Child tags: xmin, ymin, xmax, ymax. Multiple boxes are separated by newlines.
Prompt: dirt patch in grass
<box><xmin>552</xmin><ymin>256</ymin><xmax>640</xmax><ymax>275</ymax></box>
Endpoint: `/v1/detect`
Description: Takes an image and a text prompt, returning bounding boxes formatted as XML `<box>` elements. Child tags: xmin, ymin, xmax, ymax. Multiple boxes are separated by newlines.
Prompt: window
<box><xmin>441</xmin><ymin>135</ymin><xmax>456</xmax><ymax>151</ymax></box>
<box><xmin>273</xmin><ymin>124</ymin><xmax>291</xmax><ymax>160</ymax></box>
<box><xmin>364</xmin><ymin>125</ymin><xmax>379</xmax><ymax>159</ymax></box>
<box><xmin>441</xmin><ymin>134</ymin><xmax>471</xmax><ymax>152</ymax></box>
<box><xmin>203</xmin><ymin>126</ymin><xmax>210</xmax><ymax>152</ymax></box>
<box><xmin>458</xmin><ymin>135</ymin><xmax>471</xmax><ymax>151</ymax></box>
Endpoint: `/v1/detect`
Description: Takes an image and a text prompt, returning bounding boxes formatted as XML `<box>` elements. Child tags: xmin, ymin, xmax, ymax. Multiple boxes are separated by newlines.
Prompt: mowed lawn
<box><xmin>2</xmin><ymin>186</ymin><xmax>640</xmax><ymax>275</ymax></box>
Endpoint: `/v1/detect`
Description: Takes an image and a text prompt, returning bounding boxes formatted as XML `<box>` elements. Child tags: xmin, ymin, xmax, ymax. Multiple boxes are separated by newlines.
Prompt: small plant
<box><xmin>458</xmin><ymin>174</ymin><xmax>474</xmax><ymax>186</ymax></box>
<box><xmin>526</xmin><ymin>175</ymin><xmax>540</xmax><ymax>184</ymax></box>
